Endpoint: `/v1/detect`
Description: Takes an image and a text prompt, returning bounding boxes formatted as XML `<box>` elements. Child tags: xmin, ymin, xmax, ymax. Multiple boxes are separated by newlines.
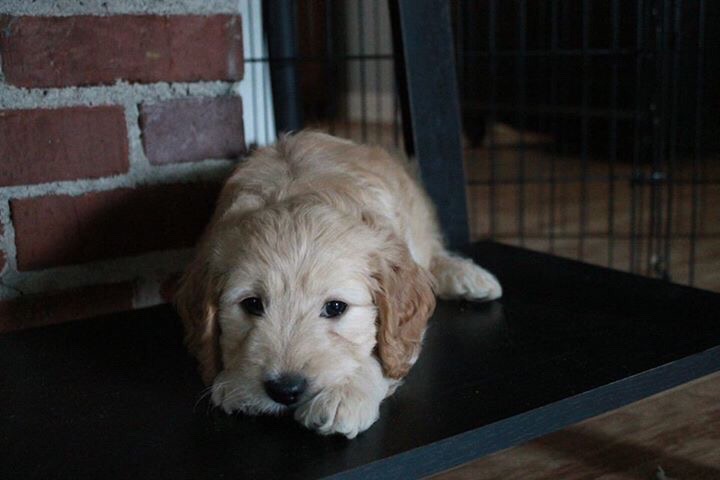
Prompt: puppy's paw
<box><xmin>294</xmin><ymin>382</ymin><xmax>381</xmax><ymax>439</ymax></box>
<box><xmin>432</xmin><ymin>254</ymin><xmax>502</xmax><ymax>301</ymax></box>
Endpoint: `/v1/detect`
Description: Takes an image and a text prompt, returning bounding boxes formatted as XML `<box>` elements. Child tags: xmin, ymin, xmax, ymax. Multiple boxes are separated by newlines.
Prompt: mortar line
<box><xmin>133</xmin><ymin>274</ymin><xmax>166</xmax><ymax>309</ymax></box>
<box><xmin>0</xmin><ymin>248</ymin><xmax>195</xmax><ymax>301</ymax></box>
<box><xmin>0</xmin><ymin>160</ymin><xmax>236</xmax><ymax>202</ymax></box>
<box><xmin>0</xmin><ymin>197</ymin><xmax>18</xmax><ymax>289</ymax></box>
<box><xmin>0</xmin><ymin>0</ymin><xmax>241</xmax><ymax>16</ymax></box>
<box><xmin>124</xmin><ymin>101</ymin><xmax>152</xmax><ymax>171</ymax></box>
<box><xmin>0</xmin><ymin>81</ymin><xmax>241</xmax><ymax>110</ymax></box>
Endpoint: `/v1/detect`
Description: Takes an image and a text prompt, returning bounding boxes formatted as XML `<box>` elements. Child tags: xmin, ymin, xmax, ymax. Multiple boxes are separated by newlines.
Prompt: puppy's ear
<box><xmin>372</xmin><ymin>234</ymin><xmax>436</xmax><ymax>379</ymax></box>
<box><xmin>175</xmin><ymin>254</ymin><xmax>222</xmax><ymax>385</ymax></box>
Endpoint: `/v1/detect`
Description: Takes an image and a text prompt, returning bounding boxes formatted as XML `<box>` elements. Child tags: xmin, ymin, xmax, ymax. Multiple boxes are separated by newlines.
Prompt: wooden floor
<box><xmin>464</xmin><ymin>124</ymin><xmax>720</xmax><ymax>293</ymax></box>
<box><xmin>429</xmin><ymin>372</ymin><xmax>720</xmax><ymax>480</ymax></box>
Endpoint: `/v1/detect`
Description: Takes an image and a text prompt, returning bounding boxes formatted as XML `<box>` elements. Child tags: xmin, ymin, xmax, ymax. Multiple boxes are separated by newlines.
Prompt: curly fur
<box><xmin>175</xmin><ymin>131</ymin><xmax>502</xmax><ymax>438</ymax></box>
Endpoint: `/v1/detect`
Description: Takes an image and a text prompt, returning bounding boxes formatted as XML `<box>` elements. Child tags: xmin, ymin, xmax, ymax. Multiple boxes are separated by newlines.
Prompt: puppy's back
<box><xmin>216</xmin><ymin>131</ymin><xmax>442</xmax><ymax>267</ymax></box>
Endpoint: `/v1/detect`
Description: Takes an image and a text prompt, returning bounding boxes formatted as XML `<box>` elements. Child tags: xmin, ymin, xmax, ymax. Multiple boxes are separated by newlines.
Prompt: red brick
<box><xmin>140</xmin><ymin>97</ymin><xmax>245</xmax><ymax>165</ymax></box>
<box><xmin>0</xmin><ymin>15</ymin><xmax>243</xmax><ymax>88</ymax></box>
<box><xmin>0</xmin><ymin>282</ymin><xmax>133</xmax><ymax>333</ymax></box>
<box><xmin>12</xmin><ymin>183</ymin><xmax>221</xmax><ymax>271</ymax></box>
<box><xmin>0</xmin><ymin>106</ymin><xmax>129</xmax><ymax>187</ymax></box>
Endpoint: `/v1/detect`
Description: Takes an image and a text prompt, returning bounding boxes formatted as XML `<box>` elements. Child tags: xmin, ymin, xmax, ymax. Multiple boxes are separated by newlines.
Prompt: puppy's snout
<box><xmin>263</xmin><ymin>373</ymin><xmax>307</xmax><ymax>406</ymax></box>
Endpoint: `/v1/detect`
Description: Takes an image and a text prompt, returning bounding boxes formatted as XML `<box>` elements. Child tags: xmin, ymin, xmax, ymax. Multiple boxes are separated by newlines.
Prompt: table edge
<box><xmin>327</xmin><ymin>345</ymin><xmax>720</xmax><ymax>479</ymax></box>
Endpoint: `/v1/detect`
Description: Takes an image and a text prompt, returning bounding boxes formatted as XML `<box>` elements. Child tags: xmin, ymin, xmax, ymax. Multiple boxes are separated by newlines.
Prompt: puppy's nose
<box><xmin>263</xmin><ymin>373</ymin><xmax>307</xmax><ymax>405</ymax></box>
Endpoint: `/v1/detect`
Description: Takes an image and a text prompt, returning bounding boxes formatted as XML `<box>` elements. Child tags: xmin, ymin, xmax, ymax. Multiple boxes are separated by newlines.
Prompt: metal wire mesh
<box><xmin>455</xmin><ymin>0</ymin><xmax>718</xmax><ymax>291</ymax></box>
<box><xmin>254</xmin><ymin>0</ymin><xmax>402</xmax><ymax>149</ymax></box>
<box><xmin>243</xmin><ymin>0</ymin><xmax>718</xmax><ymax>292</ymax></box>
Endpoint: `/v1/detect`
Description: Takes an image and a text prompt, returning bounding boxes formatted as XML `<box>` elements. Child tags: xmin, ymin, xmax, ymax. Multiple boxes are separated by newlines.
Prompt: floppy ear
<box><xmin>174</xmin><ymin>254</ymin><xmax>222</xmax><ymax>385</ymax></box>
<box><xmin>372</xmin><ymin>234</ymin><xmax>436</xmax><ymax>379</ymax></box>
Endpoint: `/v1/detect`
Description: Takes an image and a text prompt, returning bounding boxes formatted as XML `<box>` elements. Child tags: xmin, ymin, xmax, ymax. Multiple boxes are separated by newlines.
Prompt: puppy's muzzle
<box><xmin>263</xmin><ymin>373</ymin><xmax>307</xmax><ymax>406</ymax></box>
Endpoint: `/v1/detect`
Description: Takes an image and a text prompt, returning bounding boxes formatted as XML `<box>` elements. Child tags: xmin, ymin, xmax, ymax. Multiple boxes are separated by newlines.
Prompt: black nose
<box><xmin>263</xmin><ymin>374</ymin><xmax>307</xmax><ymax>406</ymax></box>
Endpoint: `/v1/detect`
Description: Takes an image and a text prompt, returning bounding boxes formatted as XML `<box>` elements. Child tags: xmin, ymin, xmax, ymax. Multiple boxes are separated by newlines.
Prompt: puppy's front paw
<box><xmin>294</xmin><ymin>383</ymin><xmax>381</xmax><ymax>439</ymax></box>
<box><xmin>432</xmin><ymin>254</ymin><xmax>502</xmax><ymax>301</ymax></box>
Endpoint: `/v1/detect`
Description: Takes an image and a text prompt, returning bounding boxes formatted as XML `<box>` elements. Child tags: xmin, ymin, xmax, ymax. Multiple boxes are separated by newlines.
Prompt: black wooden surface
<box><xmin>2</xmin><ymin>242</ymin><xmax>720</xmax><ymax>480</ymax></box>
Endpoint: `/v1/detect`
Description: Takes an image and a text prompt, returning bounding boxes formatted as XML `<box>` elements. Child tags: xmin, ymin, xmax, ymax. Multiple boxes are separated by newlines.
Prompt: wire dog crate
<box><xmin>456</xmin><ymin>0</ymin><xmax>718</xmax><ymax>290</ymax></box>
<box><xmin>244</xmin><ymin>0</ymin><xmax>718</xmax><ymax>292</ymax></box>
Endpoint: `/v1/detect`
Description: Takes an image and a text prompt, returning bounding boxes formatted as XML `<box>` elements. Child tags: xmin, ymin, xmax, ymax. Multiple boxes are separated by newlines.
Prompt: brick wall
<box><xmin>0</xmin><ymin>1</ymin><xmax>248</xmax><ymax>332</ymax></box>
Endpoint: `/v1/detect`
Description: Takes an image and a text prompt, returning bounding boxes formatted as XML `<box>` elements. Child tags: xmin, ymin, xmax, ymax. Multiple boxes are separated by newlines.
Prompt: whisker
<box><xmin>218</xmin><ymin>387</ymin><xmax>246</xmax><ymax>405</ymax></box>
<box><xmin>193</xmin><ymin>381</ymin><xmax>231</xmax><ymax>413</ymax></box>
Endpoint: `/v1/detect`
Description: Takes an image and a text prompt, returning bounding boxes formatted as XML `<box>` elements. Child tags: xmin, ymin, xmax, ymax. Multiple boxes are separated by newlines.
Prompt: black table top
<box><xmin>2</xmin><ymin>241</ymin><xmax>720</xmax><ymax>480</ymax></box>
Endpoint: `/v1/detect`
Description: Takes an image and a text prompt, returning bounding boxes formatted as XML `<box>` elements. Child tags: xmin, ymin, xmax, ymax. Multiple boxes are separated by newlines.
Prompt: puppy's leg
<box><xmin>403</xmin><ymin>174</ymin><xmax>501</xmax><ymax>302</ymax></box>
<box><xmin>294</xmin><ymin>357</ymin><xmax>389</xmax><ymax>439</ymax></box>
<box><xmin>430</xmin><ymin>251</ymin><xmax>502</xmax><ymax>301</ymax></box>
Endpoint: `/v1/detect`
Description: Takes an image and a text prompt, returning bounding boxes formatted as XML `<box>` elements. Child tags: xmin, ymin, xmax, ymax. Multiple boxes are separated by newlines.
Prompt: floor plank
<box><xmin>430</xmin><ymin>372</ymin><xmax>720</xmax><ymax>480</ymax></box>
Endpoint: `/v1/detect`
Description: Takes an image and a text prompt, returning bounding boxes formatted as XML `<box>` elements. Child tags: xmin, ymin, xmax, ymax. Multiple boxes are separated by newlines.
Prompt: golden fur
<box><xmin>175</xmin><ymin>131</ymin><xmax>501</xmax><ymax>438</ymax></box>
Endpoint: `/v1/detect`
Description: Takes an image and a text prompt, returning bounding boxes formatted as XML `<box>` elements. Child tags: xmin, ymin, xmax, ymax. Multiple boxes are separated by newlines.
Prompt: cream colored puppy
<box><xmin>176</xmin><ymin>131</ymin><xmax>501</xmax><ymax>438</ymax></box>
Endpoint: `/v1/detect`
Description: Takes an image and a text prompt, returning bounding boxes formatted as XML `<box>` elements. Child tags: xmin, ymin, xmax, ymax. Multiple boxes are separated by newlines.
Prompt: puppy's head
<box><xmin>175</xmin><ymin>199</ymin><xmax>435</xmax><ymax>415</ymax></box>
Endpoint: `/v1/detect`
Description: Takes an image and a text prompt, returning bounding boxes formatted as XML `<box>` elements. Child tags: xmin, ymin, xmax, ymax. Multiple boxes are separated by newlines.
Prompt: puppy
<box><xmin>175</xmin><ymin>131</ymin><xmax>501</xmax><ymax>438</ymax></box>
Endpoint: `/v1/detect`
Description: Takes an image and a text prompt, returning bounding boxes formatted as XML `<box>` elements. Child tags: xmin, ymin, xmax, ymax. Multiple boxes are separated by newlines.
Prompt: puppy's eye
<box><xmin>240</xmin><ymin>297</ymin><xmax>264</xmax><ymax>316</ymax></box>
<box><xmin>320</xmin><ymin>300</ymin><xmax>347</xmax><ymax>319</ymax></box>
